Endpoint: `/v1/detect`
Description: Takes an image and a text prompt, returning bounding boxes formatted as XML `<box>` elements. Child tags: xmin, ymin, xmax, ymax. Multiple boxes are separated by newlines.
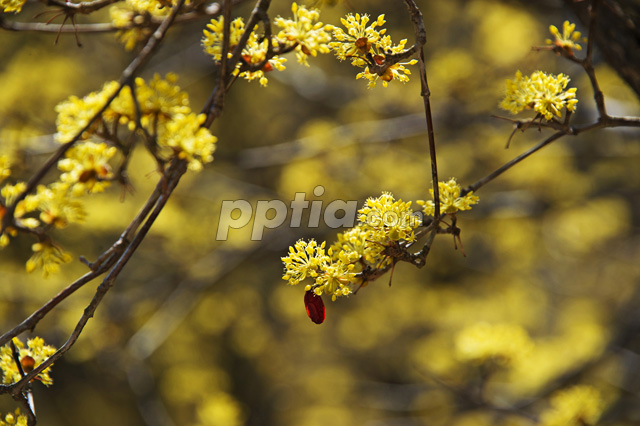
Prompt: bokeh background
<box><xmin>1</xmin><ymin>0</ymin><xmax>640</xmax><ymax>425</ymax></box>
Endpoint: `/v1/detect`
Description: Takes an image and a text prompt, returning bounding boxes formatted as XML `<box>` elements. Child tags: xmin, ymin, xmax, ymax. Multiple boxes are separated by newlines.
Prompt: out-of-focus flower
<box><xmin>0</xmin><ymin>0</ymin><xmax>26</xmax><ymax>13</ymax></box>
<box><xmin>540</xmin><ymin>385</ymin><xmax>604</xmax><ymax>426</ymax></box>
<box><xmin>54</xmin><ymin>81</ymin><xmax>120</xmax><ymax>143</ymax></box>
<box><xmin>455</xmin><ymin>322</ymin><xmax>534</xmax><ymax>366</ymax></box>
<box><xmin>0</xmin><ymin>409</ymin><xmax>28</xmax><ymax>426</ymax></box>
<box><xmin>25</xmin><ymin>241</ymin><xmax>74</xmax><ymax>277</ymax></box>
<box><xmin>417</xmin><ymin>178</ymin><xmax>479</xmax><ymax>216</ymax></box>
<box><xmin>274</xmin><ymin>2</ymin><xmax>333</xmax><ymax>66</ymax></box>
<box><xmin>57</xmin><ymin>142</ymin><xmax>117</xmax><ymax>195</ymax></box>
<box><xmin>161</xmin><ymin>113</ymin><xmax>217</xmax><ymax>171</ymax></box>
<box><xmin>500</xmin><ymin>70</ymin><xmax>578</xmax><ymax>121</ymax></box>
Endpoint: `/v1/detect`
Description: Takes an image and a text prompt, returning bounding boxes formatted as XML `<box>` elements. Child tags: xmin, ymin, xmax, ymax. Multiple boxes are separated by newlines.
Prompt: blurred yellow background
<box><xmin>1</xmin><ymin>0</ymin><xmax>640</xmax><ymax>425</ymax></box>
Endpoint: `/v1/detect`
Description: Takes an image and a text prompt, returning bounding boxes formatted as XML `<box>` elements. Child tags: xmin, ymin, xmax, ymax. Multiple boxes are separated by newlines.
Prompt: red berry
<box><xmin>304</xmin><ymin>289</ymin><xmax>325</xmax><ymax>324</ymax></box>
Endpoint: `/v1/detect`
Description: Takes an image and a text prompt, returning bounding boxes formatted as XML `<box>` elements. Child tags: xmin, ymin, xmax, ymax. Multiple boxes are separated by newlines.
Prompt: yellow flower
<box><xmin>281</xmin><ymin>239</ymin><xmax>329</xmax><ymax>285</ymax></box>
<box><xmin>329</xmin><ymin>13</ymin><xmax>386</xmax><ymax>67</ymax></box>
<box><xmin>0</xmin><ymin>0</ymin><xmax>26</xmax><ymax>13</ymax></box>
<box><xmin>110</xmin><ymin>73</ymin><xmax>190</xmax><ymax>130</ymax></box>
<box><xmin>282</xmin><ymin>239</ymin><xmax>357</xmax><ymax>300</ymax></box>
<box><xmin>25</xmin><ymin>241</ymin><xmax>74</xmax><ymax>277</ymax></box>
<box><xmin>54</xmin><ymin>81</ymin><xmax>120</xmax><ymax>143</ymax></box>
<box><xmin>0</xmin><ymin>182</ymin><xmax>40</xmax><ymax>235</ymax></box>
<box><xmin>500</xmin><ymin>70</ymin><xmax>578</xmax><ymax>121</ymax></box>
<box><xmin>0</xmin><ymin>155</ymin><xmax>11</xmax><ymax>183</ymax></box>
<box><xmin>0</xmin><ymin>337</ymin><xmax>56</xmax><ymax>385</ymax></box>
<box><xmin>274</xmin><ymin>2</ymin><xmax>333</xmax><ymax>66</ymax></box>
<box><xmin>202</xmin><ymin>17</ymin><xmax>287</xmax><ymax>87</ymax></box>
<box><xmin>125</xmin><ymin>0</ymin><xmax>174</xmax><ymax>17</ymax></box>
<box><xmin>330</xmin><ymin>225</ymin><xmax>368</xmax><ymax>266</ymax></box>
<box><xmin>35</xmin><ymin>184</ymin><xmax>86</xmax><ymax>229</ymax></box>
<box><xmin>540</xmin><ymin>385</ymin><xmax>604</xmax><ymax>426</ymax></box>
<box><xmin>201</xmin><ymin>16</ymin><xmax>246</xmax><ymax>61</ymax></box>
<box><xmin>110</xmin><ymin>4</ymin><xmax>153</xmax><ymax>51</ymax></box>
<box><xmin>546</xmin><ymin>21</ymin><xmax>585</xmax><ymax>53</ymax></box>
<box><xmin>0</xmin><ymin>182</ymin><xmax>27</xmax><ymax>207</ymax></box>
<box><xmin>161</xmin><ymin>113</ymin><xmax>217</xmax><ymax>171</ymax></box>
<box><xmin>0</xmin><ymin>409</ymin><xmax>28</xmax><ymax>426</ymax></box>
<box><xmin>57</xmin><ymin>142</ymin><xmax>117</xmax><ymax>195</ymax></box>
<box><xmin>417</xmin><ymin>178</ymin><xmax>479</xmax><ymax>216</ymax></box>
<box><xmin>330</xmin><ymin>14</ymin><xmax>417</xmax><ymax>87</ymax></box>
<box><xmin>357</xmin><ymin>59</ymin><xmax>418</xmax><ymax>88</ymax></box>
<box><xmin>315</xmin><ymin>256</ymin><xmax>355</xmax><ymax>300</ymax></box>
<box><xmin>455</xmin><ymin>322</ymin><xmax>534</xmax><ymax>366</ymax></box>
<box><xmin>358</xmin><ymin>192</ymin><xmax>419</xmax><ymax>260</ymax></box>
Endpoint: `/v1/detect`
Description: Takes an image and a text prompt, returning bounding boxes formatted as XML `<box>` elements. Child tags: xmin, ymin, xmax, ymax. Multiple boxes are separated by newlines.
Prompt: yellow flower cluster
<box><xmin>55</xmin><ymin>73</ymin><xmax>216</xmax><ymax>170</ymax></box>
<box><xmin>281</xmin><ymin>239</ymin><xmax>354</xmax><ymax>301</ymax></box>
<box><xmin>1</xmin><ymin>74</ymin><xmax>216</xmax><ymax>276</ymax></box>
<box><xmin>0</xmin><ymin>180</ymin><xmax>82</xmax><ymax>275</ymax></box>
<box><xmin>282</xmin><ymin>193</ymin><xmax>420</xmax><ymax>301</ymax></box>
<box><xmin>109</xmin><ymin>0</ymin><xmax>188</xmax><ymax>49</ymax></box>
<box><xmin>202</xmin><ymin>17</ymin><xmax>287</xmax><ymax>87</ymax></box>
<box><xmin>126</xmin><ymin>0</ymin><xmax>173</xmax><ymax>16</ymax></box>
<box><xmin>55</xmin><ymin>81</ymin><xmax>120</xmax><ymax>144</ymax></box>
<box><xmin>163</xmin><ymin>113</ymin><xmax>217</xmax><ymax>171</ymax></box>
<box><xmin>25</xmin><ymin>241</ymin><xmax>74</xmax><ymax>277</ymax></box>
<box><xmin>57</xmin><ymin>142</ymin><xmax>117</xmax><ymax>196</ymax></box>
<box><xmin>0</xmin><ymin>337</ymin><xmax>56</xmax><ymax>386</ymax></box>
<box><xmin>546</xmin><ymin>21</ymin><xmax>585</xmax><ymax>54</ymax></box>
<box><xmin>0</xmin><ymin>409</ymin><xmax>27</xmax><ymax>426</ymax></box>
<box><xmin>455</xmin><ymin>322</ymin><xmax>534</xmax><ymax>366</ymax></box>
<box><xmin>500</xmin><ymin>70</ymin><xmax>578</xmax><ymax>121</ymax></box>
<box><xmin>110</xmin><ymin>4</ymin><xmax>153</xmax><ymax>52</ymax></box>
<box><xmin>417</xmin><ymin>178</ymin><xmax>479</xmax><ymax>216</ymax></box>
<box><xmin>0</xmin><ymin>0</ymin><xmax>26</xmax><ymax>13</ymax></box>
<box><xmin>202</xmin><ymin>3</ymin><xmax>332</xmax><ymax>86</ymax></box>
<box><xmin>201</xmin><ymin>16</ymin><xmax>246</xmax><ymax>61</ymax></box>
<box><xmin>358</xmin><ymin>192</ymin><xmax>419</xmax><ymax>258</ymax></box>
<box><xmin>329</xmin><ymin>13</ymin><xmax>417</xmax><ymax>88</ymax></box>
<box><xmin>274</xmin><ymin>3</ymin><xmax>333</xmax><ymax>66</ymax></box>
<box><xmin>540</xmin><ymin>385</ymin><xmax>604</xmax><ymax>426</ymax></box>
<box><xmin>35</xmin><ymin>184</ymin><xmax>86</xmax><ymax>228</ymax></box>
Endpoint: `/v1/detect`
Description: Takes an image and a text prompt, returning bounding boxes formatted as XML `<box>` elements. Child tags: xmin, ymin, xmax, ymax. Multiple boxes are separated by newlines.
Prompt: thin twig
<box><xmin>463</xmin><ymin>131</ymin><xmax>565</xmax><ymax>196</ymax></box>
<box><xmin>202</xmin><ymin>0</ymin><xmax>232</xmax><ymax>127</ymax></box>
<box><xmin>365</xmin><ymin>0</ymin><xmax>426</xmax><ymax>77</ymax></box>
<box><xmin>0</xmin><ymin>8</ymin><xmax>218</xmax><ymax>33</ymax></box>
<box><xmin>8</xmin><ymin>159</ymin><xmax>188</xmax><ymax>395</ymax></box>
<box><xmin>0</xmin><ymin>175</ymin><xmax>165</xmax><ymax>349</ymax></box>
<box><xmin>583</xmin><ymin>0</ymin><xmax>607</xmax><ymax>118</ymax></box>
<box><xmin>403</xmin><ymin>0</ymin><xmax>440</xmax><ymax>220</ymax></box>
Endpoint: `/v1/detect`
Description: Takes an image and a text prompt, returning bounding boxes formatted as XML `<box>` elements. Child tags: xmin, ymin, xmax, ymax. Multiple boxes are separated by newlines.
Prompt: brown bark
<box><xmin>565</xmin><ymin>0</ymin><xmax>640</xmax><ymax>99</ymax></box>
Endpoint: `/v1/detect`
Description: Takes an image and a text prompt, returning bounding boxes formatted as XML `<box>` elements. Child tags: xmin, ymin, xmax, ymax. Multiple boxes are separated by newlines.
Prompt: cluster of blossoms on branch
<box><xmin>330</xmin><ymin>13</ymin><xmax>418</xmax><ymax>88</ymax></box>
<box><xmin>282</xmin><ymin>180</ymin><xmax>479</xmax><ymax>323</ymax></box>
<box><xmin>0</xmin><ymin>337</ymin><xmax>56</xmax><ymax>386</ymax></box>
<box><xmin>0</xmin><ymin>74</ymin><xmax>217</xmax><ymax>276</ymax></box>
<box><xmin>0</xmin><ymin>337</ymin><xmax>57</xmax><ymax>426</ymax></box>
<box><xmin>500</xmin><ymin>70</ymin><xmax>578</xmax><ymax>121</ymax></box>
<box><xmin>500</xmin><ymin>22</ymin><xmax>583</xmax><ymax>121</ymax></box>
<box><xmin>201</xmin><ymin>4</ymin><xmax>418</xmax><ymax>88</ymax></box>
<box><xmin>1</xmin><ymin>2</ymin><xmax>422</xmax><ymax>279</ymax></box>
